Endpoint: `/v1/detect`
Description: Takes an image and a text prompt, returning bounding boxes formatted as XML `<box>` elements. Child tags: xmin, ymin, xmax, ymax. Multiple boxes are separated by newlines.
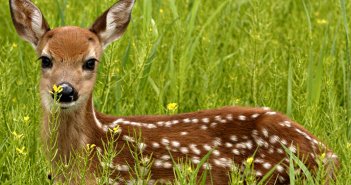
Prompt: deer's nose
<box><xmin>52</xmin><ymin>82</ymin><xmax>78</xmax><ymax>103</ymax></box>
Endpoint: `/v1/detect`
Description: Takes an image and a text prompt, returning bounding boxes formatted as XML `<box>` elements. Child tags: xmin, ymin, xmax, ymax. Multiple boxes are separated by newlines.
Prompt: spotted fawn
<box><xmin>10</xmin><ymin>0</ymin><xmax>339</xmax><ymax>184</ymax></box>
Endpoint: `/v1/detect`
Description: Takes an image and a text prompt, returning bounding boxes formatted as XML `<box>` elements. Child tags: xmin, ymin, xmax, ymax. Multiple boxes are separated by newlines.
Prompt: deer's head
<box><xmin>9</xmin><ymin>0</ymin><xmax>134</xmax><ymax>111</ymax></box>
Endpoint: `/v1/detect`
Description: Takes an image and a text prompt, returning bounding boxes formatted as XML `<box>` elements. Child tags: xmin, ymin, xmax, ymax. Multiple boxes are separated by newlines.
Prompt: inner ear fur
<box><xmin>9</xmin><ymin>0</ymin><xmax>50</xmax><ymax>47</ymax></box>
<box><xmin>90</xmin><ymin>0</ymin><xmax>135</xmax><ymax>48</ymax></box>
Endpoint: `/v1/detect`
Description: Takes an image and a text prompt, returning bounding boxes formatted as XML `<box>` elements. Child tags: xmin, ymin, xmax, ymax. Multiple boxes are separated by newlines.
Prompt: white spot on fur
<box><xmin>154</xmin><ymin>159</ymin><xmax>162</xmax><ymax>167</ymax></box>
<box><xmin>213</xmin><ymin>137</ymin><xmax>222</xmax><ymax>146</ymax></box>
<box><xmin>180</xmin><ymin>147</ymin><xmax>189</xmax><ymax>154</ymax></box>
<box><xmin>156</xmin><ymin>121</ymin><xmax>164</xmax><ymax>126</ymax></box>
<box><xmin>254</xmin><ymin>158</ymin><xmax>264</xmax><ymax>163</ymax></box>
<box><xmin>279</xmin><ymin>176</ymin><xmax>285</xmax><ymax>182</ymax></box>
<box><xmin>225</xmin><ymin>142</ymin><xmax>233</xmax><ymax>148</ymax></box>
<box><xmin>163</xmin><ymin>161</ymin><xmax>172</xmax><ymax>168</ymax></box>
<box><xmin>192</xmin><ymin>157</ymin><xmax>200</xmax><ymax>164</ymax></box>
<box><xmin>203</xmin><ymin>144</ymin><xmax>212</xmax><ymax>151</ymax></box>
<box><xmin>122</xmin><ymin>120</ymin><xmax>130</xmax><ymax>125</ymax></box>
<box><xmin>269</xmin><ymin>135</ymin><xmax>280</xmax><ymax>144</ymax></box>
<box><xmin>161</xmin><ymin>155</ymin><xmax>171</xmax><ymax>160</ymax></box>
<box><xmin>214</xmin><ymin>115</ymin><xmax>222</xmax><ymax>121</ymax></box>
<box><xmin>146</xmin><ymin>123</ymin><xmax>157</xmax><ymax>129</ymax></box>
<box><xmin>238</xmin><ymin>115</ymin><xmax>246</xmax><ymax>121</ymax></box>
<box><xmin>138</xmin><ymin>143</ymin><xmax>147</xmax><ymax>151</ymax></box>
<box><xmin>202</xmin><ymin>117</ymin><xmax>210</xmax><ymax>123</ymax></box>
<box><xmin>289</xmin><ymin>145</ymin><xmax>297</xmax><ymax>153</ymax></box>
<box><xmin>261</xmin><ymin>128</ymin><xmax>269</xmax><ymax>138</ymax></box>
<box><xmin>130</xmin><ymin>122</ymin><xmax>141</xmax><ymax>127</ymax></box>
<box><xmin>171</xmin><ymin>141</ymin><xmax>180</xmax><ymax>148</ymax></box>
<box><xmin>226</xmin><ymin>114</ymin><xmax>233</xmax><ymax>121</ymax></box>
<box><xmin>213</xmin><ymin>150</ymin><xmax>220</xmax><ymax>156</ymax></box>
<box><xmin>276</xmin><ymin>164</ymin><xmax>284</xmax><ymax>173</ymax></box>
<box><xmin>251</xmin><ymin>113</ymin><xmax>260</xmax><ymax>119</ymax></box>
<box><xmin>279</xmin><ymin>121</ymin><xmax>292</xmax><ymax>127</ymax></box>
<box><xmin>200</xmin><ymin>125</ymin><xmax>208</xmax><ymax>130</ymax></box>
<box><xmin>110</xmin><ymin>118</ymin><xmax>124</xmax><ymax>128</ymax></box>
<box><xmin>245</xmin><ymin>140</ymin><xmax>253</xmax><ymax>149</ymax></box>
<box><xmin>266</xmin><ymin>111</ymin><xmax>277</xmax><ymax>115</ymax></box>
<box><xmin>183</xmin><ymin>118</ymin><xmax>191</xmax><ymax>123</ymax></box>
<box><xmin>189</xmin><ymin>144</ymin><xmax>201</xmax><ymax>155</ymax></box>
<box><xmin>219</xmin><ymin>119</ymin><xmax>227</xmax><ymax>123</ymax></box>
<box><xmin>230</xmin><ymin>135</ymin><xmax>238</xmax><ymax>142</ymax></box>
<box><xmin>164</xmin><ymin>121</ymin><xmax>172</xmax><ymax>127</ymax></box>
<box><xmin>191</xmin><ymin>118</ymin><xmax>199</xmax><ymax>123</ymax></box>
<box><xmin>114</xmin><ymin>164</ymin><xmax>129</xmax><ymax>171</ymax></box>
<box><xmin>161</xmin><ymin>138</ymin><xmax>170</xmax><ymax>145</ymax></box>
<box><xmin>122</xmin><ymin>135</ymin><xmax>135</xmax><ymax>142</ymax></box>
<box><xmin>180</xmin><ymin>131</ymin><xmax>188</xmax><ymax>136</ymax></box>
<box><xmin>281</xmin><ymin>139</ymin><xmax>287</xmax><ymax>145</ymax></box>
<box><xmin>210</xmin><ymin>122</ymin><xmax>218</xmax><ymax>127</ymax></box>
<box><xmin>262</xmin><ymin>107</ymin><xmax>271</xmax><ymax>111</ymax></box>
<box><xmin>232</xmin><ymin>149</ymin><xmax>240</xmax><ymax>155</ymax></box>
<box><xmin>263</xmin><ymin>162</ymin><xmax>271</xmax><ymax>169</ymax></box>
<box><xmin>152</xmin><ymin>142</ymin><xmax>160</xmax><ymax>148</ymax></box>
<box><xmin>268</xmin><ymin>148</ymin><xmax>274</xmax><ymax>154</ymax></box>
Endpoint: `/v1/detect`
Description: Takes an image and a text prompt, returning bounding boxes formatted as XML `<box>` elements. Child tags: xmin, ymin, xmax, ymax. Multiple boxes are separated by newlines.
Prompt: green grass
<box><xmin>0</xmin><ymin>0</ymin><xmax>351</xmax><ymax>184</ymax></box>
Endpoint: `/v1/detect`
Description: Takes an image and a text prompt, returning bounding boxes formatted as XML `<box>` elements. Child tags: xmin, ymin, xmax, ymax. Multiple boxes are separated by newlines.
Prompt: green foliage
<box><xmin>0</xmin><ymin>0</ymin><xmax>351</xmax><ymax>184</ymax></box>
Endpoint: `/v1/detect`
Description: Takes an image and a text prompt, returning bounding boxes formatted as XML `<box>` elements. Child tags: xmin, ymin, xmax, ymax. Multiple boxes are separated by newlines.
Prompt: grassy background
<box><xmin>0</xmin><ymin>0</ymin><xmax>351</xmax><ymax>184</ymax></box>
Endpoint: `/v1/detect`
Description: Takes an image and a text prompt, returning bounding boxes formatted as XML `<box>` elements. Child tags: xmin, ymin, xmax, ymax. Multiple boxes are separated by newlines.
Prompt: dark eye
<box><xmin>40</xmin><ymin>56</ymin><xmax>53</xmax><ymax>69</ymax></box>
<box><xmin>83</xmin><ymin>59</ymin><xmax>96</xmax><ymax>71</ymax></box>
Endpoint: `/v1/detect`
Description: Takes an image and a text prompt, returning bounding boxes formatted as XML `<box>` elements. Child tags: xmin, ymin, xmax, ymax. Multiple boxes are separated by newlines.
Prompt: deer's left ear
<box><xmin>90</xmin><ymin>0</ymin><xmax>135</xmax><ymax>49</ymax></box>
<box><xmin>9</xmin><ymin>0</ymin><xmax>50</xmax><ymax>48</ymax></box>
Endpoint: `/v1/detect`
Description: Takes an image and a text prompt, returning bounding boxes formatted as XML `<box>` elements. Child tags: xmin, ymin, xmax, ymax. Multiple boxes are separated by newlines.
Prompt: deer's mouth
<box><xmin>59</xmin><ymin>101</ymin><xmax>77</xmax><ymax>109</ymax></box>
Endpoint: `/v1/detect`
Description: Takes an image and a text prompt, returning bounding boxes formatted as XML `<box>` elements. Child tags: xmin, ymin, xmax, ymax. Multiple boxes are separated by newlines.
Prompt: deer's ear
<box><xmin>9</xmin><ymin>0</ymin><xmax>50</xmax><ymax>48</ymax></box>
<box><xmin>90</xmin><ymin>0</ymin><xmax>135</xmax><ymax>49</ymax></box>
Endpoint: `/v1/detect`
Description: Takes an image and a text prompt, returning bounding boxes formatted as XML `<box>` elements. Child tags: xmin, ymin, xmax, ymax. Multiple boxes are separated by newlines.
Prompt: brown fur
<box><xmin>10</xmin><ymin>0</ymin><xmax>339</xmax><ymax>184</ymax></box>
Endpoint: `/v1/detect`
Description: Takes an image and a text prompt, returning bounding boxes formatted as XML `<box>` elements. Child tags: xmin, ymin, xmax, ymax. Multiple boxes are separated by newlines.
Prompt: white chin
<box><xmin>59</xmin><ymin>102</ymin><xmax>77</xmax><ymax>109</ymax></box>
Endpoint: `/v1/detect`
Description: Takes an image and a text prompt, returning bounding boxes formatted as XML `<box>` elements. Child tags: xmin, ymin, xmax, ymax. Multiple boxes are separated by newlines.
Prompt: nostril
<box><xmin>60</xmin><ymin>83</ymin><xmax>74</xmax><ymax>96</ymax></box>
<box><xmin>51</xmin><ymin>82</ymin><xmax>78</xmax><ymax>103</ymax></box>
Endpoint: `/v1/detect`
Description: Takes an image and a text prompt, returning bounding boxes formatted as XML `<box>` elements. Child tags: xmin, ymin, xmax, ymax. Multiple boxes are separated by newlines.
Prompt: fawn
<box><xmin>10</xmin><ymin>0</ymin><xmax>339</xmax><ymax>184</ymax></box>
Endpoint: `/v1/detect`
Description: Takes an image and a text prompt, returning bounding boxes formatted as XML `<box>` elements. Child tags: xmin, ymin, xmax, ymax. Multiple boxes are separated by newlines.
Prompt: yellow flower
<box><xmin>108</xmin><ymin>125</ymin><xmax>121</xmax><ymax>135</ymax></box>
<box><xmin>12</xmin><ymin>43</ymin><xmax>18</xmax><ymax>48</ymax></box>
<box><xmin>246</xmin><ymin>157</ymin><xmax>254</xmax><ymax>165</ymax></box>
<box><xmin>316</xmin><ymin>19</ymin><xmax>328</xmax><ymax>25</ymax></box>
<box><xmin>159</xmin><ymin>9</ymin><xmax>164</xmax><ymax>14</ymax></box>
<box><xmin>167</xmin><ymin>103</ymin><xmax>178</xmax><ymax>111</ymax></box>
<box><xmin>320</xmin><ymin>153</ymin><xmax>326</xmax><ymax>160</ymax></box>
<box><xmin>113</xmin><ymin>126</ymin><xmax>120</xmax><ymax>134</ymax></box>
<box><xmin>23</xmin><ymin>116</ymin><xmax>30</xmax><ymax>123</ymax></box>
<box><xmin>186</xmin><ymin>166</ymin><xmax>193</xmax><ymax>173</ymax></box>
<box><xmin>16</xmin><ymin>146</ymin><xmax>27</xmax><ymax>155</ymax></box>
<box><xmin>12</xmin><ymin>131</ymin><xmax>23</xmax><ymax>139</ymax></box>
<box><xmin>49</xmin><ymin>84</ymin><xmax>63</xmax><ymax>94</ymax></box>
<box><xmin>86</xmin><ymin>144</ymin><xmax>96</xmax><ymax>150</ymax></box>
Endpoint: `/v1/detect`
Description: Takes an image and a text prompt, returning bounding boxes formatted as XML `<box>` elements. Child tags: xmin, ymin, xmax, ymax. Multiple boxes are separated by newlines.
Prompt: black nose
<box><xmin>52</xmin><ymin>82</ymin><xmax>78</xmax><ymax>103</ymax></box>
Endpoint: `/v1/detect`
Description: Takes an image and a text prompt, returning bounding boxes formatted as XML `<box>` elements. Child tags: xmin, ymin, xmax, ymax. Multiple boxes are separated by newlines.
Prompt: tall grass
<box><xmin>0</xmin><ymin>0</ymin><xmax>350</xmax><ymax>184</ymax></box>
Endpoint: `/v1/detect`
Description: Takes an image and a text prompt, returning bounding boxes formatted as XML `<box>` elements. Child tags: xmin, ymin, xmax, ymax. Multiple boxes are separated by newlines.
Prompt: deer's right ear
<box><xmin>9</xmin><ymin>0</ymin><xmax>50</xmax><ymax>48</ymax></box>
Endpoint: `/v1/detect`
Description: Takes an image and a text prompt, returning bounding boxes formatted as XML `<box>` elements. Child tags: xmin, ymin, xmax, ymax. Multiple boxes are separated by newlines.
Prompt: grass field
<box><xmin>0</xmin><ymin>0</ymin><xmax>351</xmax><ymax>184</ymax></box>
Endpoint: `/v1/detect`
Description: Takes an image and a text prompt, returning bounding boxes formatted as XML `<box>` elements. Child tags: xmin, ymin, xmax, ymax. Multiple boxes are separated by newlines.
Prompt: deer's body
<box><xmin>10</xmin><ymin>0</ymin><xmax>339</xmax><ymax>184</ymax></box>
<box><xmin>93</xmin><ymin>106</ymin><xmax>330</xmax><ymax>184</ymax></box>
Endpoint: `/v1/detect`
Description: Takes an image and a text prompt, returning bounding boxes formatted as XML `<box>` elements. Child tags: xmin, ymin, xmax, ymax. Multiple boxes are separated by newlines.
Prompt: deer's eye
<box><xmin>83</xmin><ymin>59</ymin><xmax>96</xmax><ymax>71</ymax></box>
<box><xmin>40</xmin><ymin>56</ymin><xmax>53</xmax><ymax>69</ymax></box>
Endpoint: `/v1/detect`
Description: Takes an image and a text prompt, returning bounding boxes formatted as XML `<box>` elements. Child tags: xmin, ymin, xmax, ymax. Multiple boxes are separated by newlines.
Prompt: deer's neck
<box><xmin>42</xmin><ymin>95</ymin><xmax>104</xmax><ymax>161</ymax></box>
